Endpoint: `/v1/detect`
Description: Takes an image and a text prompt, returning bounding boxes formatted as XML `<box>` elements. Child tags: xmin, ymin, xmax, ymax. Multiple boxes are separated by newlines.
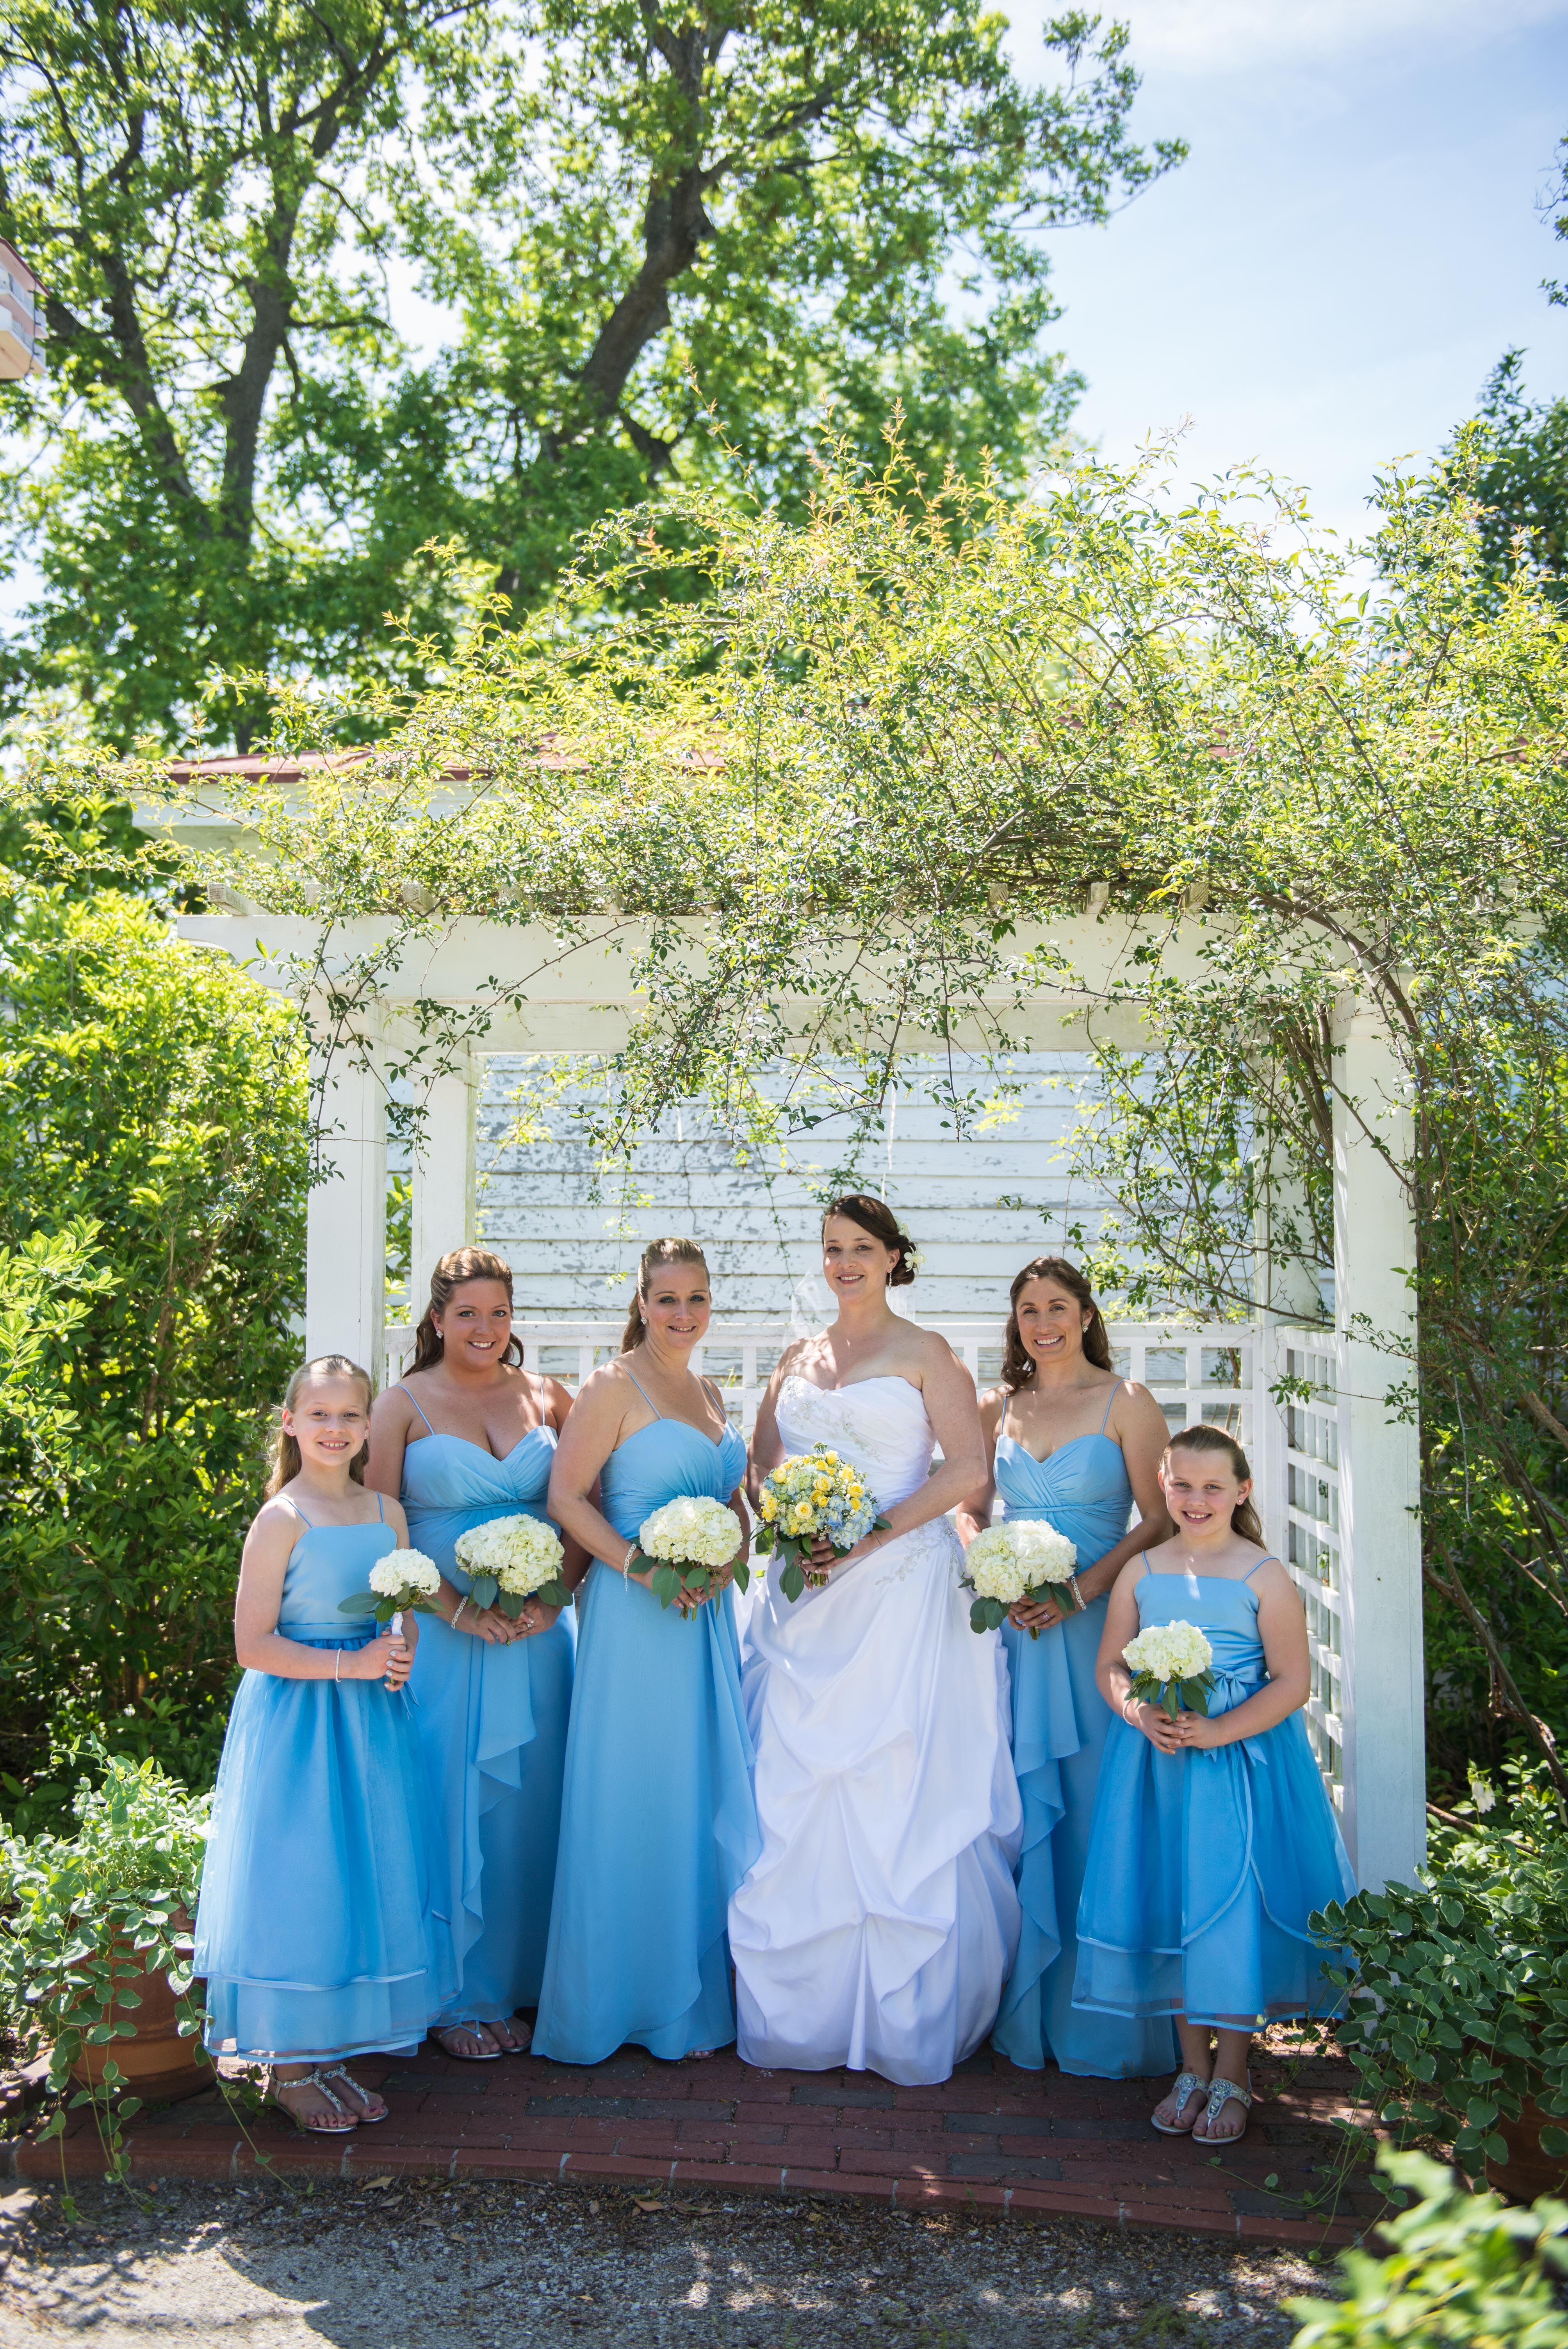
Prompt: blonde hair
<box><xmin>622</xmin><ymin>1238</ymin><xmax>709</xmax><ymax>1352</ymax></box>
<box><xmin>411</xmin><ymin>1247</ymin><xmax>522</xmax><ymax>1372</ymax></box>
<box><xmin>1163</xmin><ymin>1423</ymin><xmax>1265</xmax><ymax>1545</ymax></box>
<box><xmin>267</xmin><ymin>1356</ymin><xmax>374</xmax><ymax>1497</ymax></box>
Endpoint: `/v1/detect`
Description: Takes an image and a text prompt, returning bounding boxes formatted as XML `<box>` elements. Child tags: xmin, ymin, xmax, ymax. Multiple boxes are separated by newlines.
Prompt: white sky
<box><xmin>1015</xmin><ymin>0</ymin><xmax>1568</xmax><ymax>537</ymax></box>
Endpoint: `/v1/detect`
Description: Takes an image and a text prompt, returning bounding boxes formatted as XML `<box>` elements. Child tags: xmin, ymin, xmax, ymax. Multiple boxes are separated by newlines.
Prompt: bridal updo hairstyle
<box><xmin>1164</xmin><ymin>1422</ymin><xmax>1266</xmax><ymax>1546</ymax></box>
<box><xmin>622</xmin><ymin>1237</ymin><xmax>710</xmax><ymax>1353</ymax></box>
<box><xmin>1000</xmin><ymin>1255</ymin><xmax>1113</xmax><ymax>1390</ymax></box>
<box><xmin>267</xmin><ymin>1355</ymin><xmax>373</xmax><ymax>1497</ymax></box>
<box><xmin>411</xmin><ymin>1246</ymin><xmax>523</xmax><ymax>1372</ymax></box>
<box><xmin>822</xmin><ymin>1194</ymin><xmax>917</xmax><ymax>1287</ymax></box>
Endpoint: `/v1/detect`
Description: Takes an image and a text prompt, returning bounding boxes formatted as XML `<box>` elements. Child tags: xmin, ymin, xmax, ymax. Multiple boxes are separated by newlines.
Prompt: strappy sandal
<box><xmin>1150</xmin><ymin>2071</ymin><xmax>1210</xmax><ymax>2136</ymax></box>
<box><xmin>432</xmin><ymin>2020</ymin><xmax>502</xmax><ymax>2061</ymax></box>
<box><xmin>485</xmin><ymin>2015</ymin><xmax>533</xmax><ymax>2056</ymax></box>
<box><xmin>1194</xmin><ymin>2072</ymin><xmax>1252</xmax><ymax>2142</ymax></box>
<box><xmin>267</xmin><ymin>2067</ymin><xmax>360</xmax><ymax>2135</ymax></box>
<box><xmin>318</xmin><ymin>2064</ymin><xmax>388</xmax><ymax>2122</ymax></box>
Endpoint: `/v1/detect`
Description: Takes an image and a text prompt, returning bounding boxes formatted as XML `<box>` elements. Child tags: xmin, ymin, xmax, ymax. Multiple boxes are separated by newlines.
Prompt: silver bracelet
<box><xmin>335</xmin><ymin>1649</ymin><xmax>343</xmax><ymax>1684</ymax></box>
<box><xmin>452</xmin><ymin>1596</ymin><xmax>469</xmax><ymax>1629</ymax></box>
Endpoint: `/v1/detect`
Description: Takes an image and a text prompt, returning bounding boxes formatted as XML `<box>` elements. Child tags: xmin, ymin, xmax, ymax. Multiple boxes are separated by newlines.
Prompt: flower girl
<box><xmin>193</xmin><ymin>1357</ymin><xmax>456</xmax><ymax>2133</ymax></box>
<box><xmin>1074</xmin><ymin>1425</ymin><xmax>1354</xmax><ymax>2143</ymax></box>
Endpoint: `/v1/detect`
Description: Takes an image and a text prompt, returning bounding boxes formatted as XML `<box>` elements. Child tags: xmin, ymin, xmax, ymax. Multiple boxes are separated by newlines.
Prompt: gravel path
<box><xmin>0</xmin><ymin>2173</ymin><xmax>1336</xmax><ymax>2345</ymax></box>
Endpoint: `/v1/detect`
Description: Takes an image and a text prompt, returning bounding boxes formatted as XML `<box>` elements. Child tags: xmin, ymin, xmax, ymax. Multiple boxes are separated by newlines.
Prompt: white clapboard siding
<box><xmin>475</xmin><ymin>1052</ymin><xmax>1119</xmax><ymax>1322</ymax></box>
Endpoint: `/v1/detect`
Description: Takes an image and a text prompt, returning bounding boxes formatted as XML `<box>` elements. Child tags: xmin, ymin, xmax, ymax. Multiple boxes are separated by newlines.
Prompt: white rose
<box><xmin>1006</xmin><ymin>1520</ymin><xmax>1078</xmax><ymax>1585</ymax></box>
<box><xmin>639</xmin><ymin>1495</ymin><xmax>742</xmax><ymax>1568</ymax></box>
<box><xmin>963</xmin><ymin>1526</ymin><xmax>1032</xmax><ymax>1606</ymax></box>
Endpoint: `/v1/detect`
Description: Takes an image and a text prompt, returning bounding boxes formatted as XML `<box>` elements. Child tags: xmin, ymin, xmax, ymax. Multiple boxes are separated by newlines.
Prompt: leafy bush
<box><xmin>0</xmin><ymin>1745</ymin><xmax>210</xmax><ymax>2185</ymax></box>
<box><xmin>0</xmin><ymin>887</ymin><xmax>305</xmax><ymax>1808</ymax></box>
<box><xmin>1315</xmin><ymin>1768</ymin><xmax>1568</xmax><ymax>2174</ymax></box>
<box><xmin>1288</xmin><ymin>2148</ymin><xmax>1568</xmax><ymax>2346</ymax></box>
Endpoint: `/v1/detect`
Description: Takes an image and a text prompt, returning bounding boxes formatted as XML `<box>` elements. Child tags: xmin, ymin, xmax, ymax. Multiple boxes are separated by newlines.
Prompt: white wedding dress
<box><xmin>729</xmin><ymin>1375</ymin><xmax>1022</xmax><ymax>2086</ymax></box>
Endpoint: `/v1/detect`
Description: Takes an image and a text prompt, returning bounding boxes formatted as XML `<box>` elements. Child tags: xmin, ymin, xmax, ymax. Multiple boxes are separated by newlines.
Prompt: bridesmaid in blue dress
<box><xmin>194</xmin><ymin>1355</ymin><xmax>456</xmax><ymax>2133</ymax></box>
<box><xmin>367</xmin><ymin>1249</ymin><xmax>585</xmax><ymax>2061</ymax></box>
<box><xmin>1077</xmin><ymin>1423</ymin><xmax>1355</xmax><ymax>2143</ymax></box>
<box><xmin>957</xmin><ymin>1257</ymin><xmax>1178</xmax><ymax>2080</ymax></box>
<box><xmin>533</xmin><ymin>1237</ymin><xmax>758</xmax><ymax>2065</ymax></box>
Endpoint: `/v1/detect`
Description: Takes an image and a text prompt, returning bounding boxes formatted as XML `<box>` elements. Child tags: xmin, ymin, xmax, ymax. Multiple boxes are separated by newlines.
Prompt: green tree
<box><xmin>0</xmin><ymin>886</ymin><xmax>305</xmax><ymax>1803</ymax></box>
<box><xmin>1443</xmin><ymin>353</ymin><xmax>1568</xmax><ymax>613</ymax></box>
<box><xmin>0</xmin><ymin>1</ymin><xmax>1181</xmax><ymax>747</ymax></box>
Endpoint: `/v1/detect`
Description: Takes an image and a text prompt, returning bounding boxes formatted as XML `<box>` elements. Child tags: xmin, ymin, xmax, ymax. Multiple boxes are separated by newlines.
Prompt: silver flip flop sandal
<box><xmin>1150</xmin><ymin>2070</ymin><xmax>1210</xmax><ymax>2136</ymax></box>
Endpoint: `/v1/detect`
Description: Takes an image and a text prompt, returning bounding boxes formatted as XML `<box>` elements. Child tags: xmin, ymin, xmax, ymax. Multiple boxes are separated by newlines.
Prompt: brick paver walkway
<box><xmin>5</xmin><ymin>2038</ymin><xmax>1383</xmax><ymax>2247</ymax></box>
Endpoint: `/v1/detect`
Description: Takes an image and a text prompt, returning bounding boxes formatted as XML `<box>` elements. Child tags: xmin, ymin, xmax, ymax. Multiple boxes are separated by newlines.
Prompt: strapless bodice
<box><xmin>277</xmin><ymin>1519</ymin><xmax>397</xmax><ymax>1643</ymax></box>
<box><xmin>774</xmin><ymin>1374</ymin><xmax>935</xmax><ymax>1512</ymax></box>
<box><xmin>994</xmin><ymin>1429</ymin><xmax>1133</xmax><ymax>1567</ymax></box>
<box><xmin>599</xmin><ymin>1416</ymin><xmax>748</xmax><ymax>1543</ymax></box>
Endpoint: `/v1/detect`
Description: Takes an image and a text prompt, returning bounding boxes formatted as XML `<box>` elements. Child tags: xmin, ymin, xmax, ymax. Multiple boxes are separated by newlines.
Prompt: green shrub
<box><xmin>1288</xmin><ymin>2148</ymin><xmax>1568</xmax><ymax>2346</ymax></box>
<box><xmin>0</xmin><ymin>887</ymin><xmax>304</xmax><ymax>1807</ymax></box>
<box><xmin>1315</xmin><ymin>1768</ymin><xmax>1568</xmax><ymax>2174</ymax></box>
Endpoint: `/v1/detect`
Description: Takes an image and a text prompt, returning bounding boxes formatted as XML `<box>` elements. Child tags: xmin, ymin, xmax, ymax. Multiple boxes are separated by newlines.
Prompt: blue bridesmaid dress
<box><xmin>399</xmin><ymin>1391</ymin><xmax>574</xmax><ymax>2029</ymax></box>
<box><xmin>1075</xmin><ymin>1559</ymin><xmax>1356</xmax><ymax>2026</ymax></box>
<box><xmin>194</xmin><ymin>1499</ymin><xmax>457</xmax><ymax>2059</ymax></box>
<box><xmin>532</xmin><ymin>1377</ymin><xmax>759</xmax><ymax>2065</ymax></box>
<box><xmin>992</xmin><ymin>1395</ymin><xmax>1179</xmax><ymax>2079</ymax></box>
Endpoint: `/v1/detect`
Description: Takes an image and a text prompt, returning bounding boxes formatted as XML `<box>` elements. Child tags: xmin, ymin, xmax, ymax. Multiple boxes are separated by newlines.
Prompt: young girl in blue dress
<box><xmin>533</xmin><ymin>1237</ymin><xmax>757</xmax><ymax>2065</ymax></box>
<box><xmin>1076</xmin><ymin>1424</ymin><xmax>1354</xmax><ymax>2143</ymax></box>
<box><xmin>367</xmin><ymin>1248</ymin><xmax>583</xmax><ymax>2062</ymax></box>
<box><xmin>193</xmin><ymin>1356</ymin><xmax>456</xmax><ymax>2134</ymax></box>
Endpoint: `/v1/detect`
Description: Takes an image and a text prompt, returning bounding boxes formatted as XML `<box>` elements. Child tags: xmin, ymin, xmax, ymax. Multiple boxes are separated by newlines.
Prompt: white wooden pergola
<box><xmin>154</xmin><ymin>773</ymin><xmax>1424</xmax><ymax>1896</ymax></box>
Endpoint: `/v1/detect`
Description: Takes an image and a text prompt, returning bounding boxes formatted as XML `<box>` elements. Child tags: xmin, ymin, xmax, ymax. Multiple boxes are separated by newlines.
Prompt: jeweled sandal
<box><xmin>319</xmin><ymin>2064</ymin><xmax>388</xmax><ymax>2122</ymax></box>
<box><xmin>1150</xmin><ymin>2071</ymin><xmax>1210</xmax><ymax>2136</ymax></box>
<box><xmin>268</xmin><ymin>2067</ymin><xmax>359</xmax><ymax>2135</ymax></box>
<box><xmin>1196</xmin><ymin>2073</ymin><xmax>1252</xmax><ymax>2141</ymax></box>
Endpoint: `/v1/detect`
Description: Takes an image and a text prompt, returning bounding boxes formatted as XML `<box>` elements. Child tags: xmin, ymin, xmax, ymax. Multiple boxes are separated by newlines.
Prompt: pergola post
<box><xmin>1333</xmin><ymin>1008</ymin><xmax>1425</xmax><ymax>1889</ymax></box>
<box><xmin>305</xmin><ymin>1014</ymin><xmax>388</xmax><ymax>1387</ymax></box>
<box><xmin>410</xmin><ymin>1046</ymin><xmax>479</xmax><ymax>1324</ymax></box>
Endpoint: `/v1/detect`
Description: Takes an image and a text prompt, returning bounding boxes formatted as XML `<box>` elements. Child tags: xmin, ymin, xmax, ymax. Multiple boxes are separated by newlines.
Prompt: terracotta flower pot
<box><xmin>1485</xmin><ymin>2099</ymin><xmax>1568</xmax><ymax>2203</ymax></box>
<box><xmin>67</xmin><ymin>1916</ymin><xmax>209</xmax><ymax>2107</ymax></box>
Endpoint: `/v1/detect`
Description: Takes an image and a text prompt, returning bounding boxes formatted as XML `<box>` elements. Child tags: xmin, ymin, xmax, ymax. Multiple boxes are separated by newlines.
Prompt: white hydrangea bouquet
<box><xmin>454</xmin><ymin>1513</ymin><xmax>569</xmax><ymax>1617</ymax></box>
<box><xmin>339</xmin><ymin>1548</ymin><xmax>443</xmax><ymax>1626</ymax></box>
<box><xmin>753</xmin><ymin>1445</ymin><xmax>890</xmax><ymax>1602</ymax></box>
<box><xmin>962</xmin><ymin>1520</ymin><xmax>1080</xmax><ymax>1637</ymax></box>
<box><xmin>1123</xmin><ymin>1620</ymin><xmax>1217</xmax><ymax>1718</ymax></box>
<box><xmin>631</xmin><ymin>1495</ymin><xmax>748</xmax><ymax>1617</ymax></box>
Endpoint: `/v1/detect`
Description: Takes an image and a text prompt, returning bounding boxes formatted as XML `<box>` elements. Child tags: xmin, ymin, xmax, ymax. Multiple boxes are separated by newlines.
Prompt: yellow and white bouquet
<box><xmin>632</xmin><ymin>1495</ymin><xmax>747</xmax><ymax>1617</ymax></box>
<box><xmin>754</xmin><ymin>1445</ymin><xmax>889</xmax><ymax>1602</ymax></box>
<box><xmin>455</xmin><ymin>1513</ymin><xmax>569</xmax><ymax>1617</ymax></box>
<box><xmin>339</xmin><ymin>1547</ymin><xmax>443</xmax><ymax>1625</ymax></box>
<box><xmin>962</xmin><ymin>1520</ymin><xmax>1080</xmax><ymax>1636</ymax></box>
<box><xmin>1123</xmin><ymin>1620</ymin><xmax>1216</xmax><ymax>1718</ymax></box>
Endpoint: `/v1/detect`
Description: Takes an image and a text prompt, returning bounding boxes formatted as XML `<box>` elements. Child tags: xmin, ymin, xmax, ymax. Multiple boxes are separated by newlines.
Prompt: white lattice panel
<box><xmin>1275</xmin><ymin>1329</ymin><xmax>1345</xmax><ymax>1812</ymax></box>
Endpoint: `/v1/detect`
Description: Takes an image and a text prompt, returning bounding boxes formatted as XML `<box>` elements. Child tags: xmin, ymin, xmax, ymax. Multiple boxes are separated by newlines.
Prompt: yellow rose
<box><xmin>760</xmin><ymin>1494</ymin><xmax>777</xmax><ymax>1519</ymax></box>
<box><xmin>822</xmin><ymin>1451</ymin><xmax>838</xmax><ymax>1466</ymax></box>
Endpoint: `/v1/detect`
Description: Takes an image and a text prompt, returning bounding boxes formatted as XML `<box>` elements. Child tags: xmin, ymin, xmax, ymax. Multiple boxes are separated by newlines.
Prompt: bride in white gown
<box><xmin>729</xmin><ymin>1195</ymin><xmax>1022</xmax><ymax>2087</ymax></box>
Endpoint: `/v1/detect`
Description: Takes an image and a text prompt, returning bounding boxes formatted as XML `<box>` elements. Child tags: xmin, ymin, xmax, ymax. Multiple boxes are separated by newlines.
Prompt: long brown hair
<box><xmin>1000</xmin><ymin>1256</ymin><xmax>1113</xmax><ymax>1390</ymax></box>
<box><xmin>622</xmin><ymin>1237</ymin><xmax>710</xmax><ymax>1353</ymax></box>
<box><xmin>267</xmin><ymin>1356</ymin><xmax>373</xmax><ymax>1497</ymax></box>
<box><xmin>411</xmin><ymin>1247</ymin><xmax>522</xmax><ymax>1372</ymax></box>
<box><xmin>821</xmin><ymin>1193</ymin><xmax>916</xmax><ymax>1287</ymax></box>
<box><xmin>1164</xmin><ymin>1424</ymin><xmax>1266</xmax><ymax>1545</ymax></box>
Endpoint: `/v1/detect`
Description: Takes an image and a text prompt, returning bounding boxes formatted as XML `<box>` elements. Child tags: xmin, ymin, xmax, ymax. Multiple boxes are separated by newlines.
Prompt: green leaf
<box><xmin>468</xmin><ymin>1572</ymin><xmax>499</xmax><ymax>1611</ymax></box>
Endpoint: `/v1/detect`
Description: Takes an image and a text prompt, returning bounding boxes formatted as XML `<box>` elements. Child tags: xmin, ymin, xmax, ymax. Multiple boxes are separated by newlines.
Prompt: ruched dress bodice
<box><xmin>193</xmin><ymin>1510</ymin><xmax>457</xmax><ymax>2060</ymax></box>
<box><xmin>1075</xmin><ymin>1566</ymin><xmax>1356</xmax><ymax>2028</ymax></box>
<box><xmin>990</xmin><ymin>1419</ymin><xmax>1179</xmax><ymax>2078</ymax></box>
<box><xmin>399</xmin><ymin>1413</ymin><xmax>574</xmax><ymax>2026</ymax></box>
<box><xmin>729</xmin><ymin>1375</ymin><xmax>1021</xmax><ymax>2087</ymax></box>
<box><xmin>533</xmin><ymin>1406</ymin><xmax>758</xmax><ymax>2066</ymax></box>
